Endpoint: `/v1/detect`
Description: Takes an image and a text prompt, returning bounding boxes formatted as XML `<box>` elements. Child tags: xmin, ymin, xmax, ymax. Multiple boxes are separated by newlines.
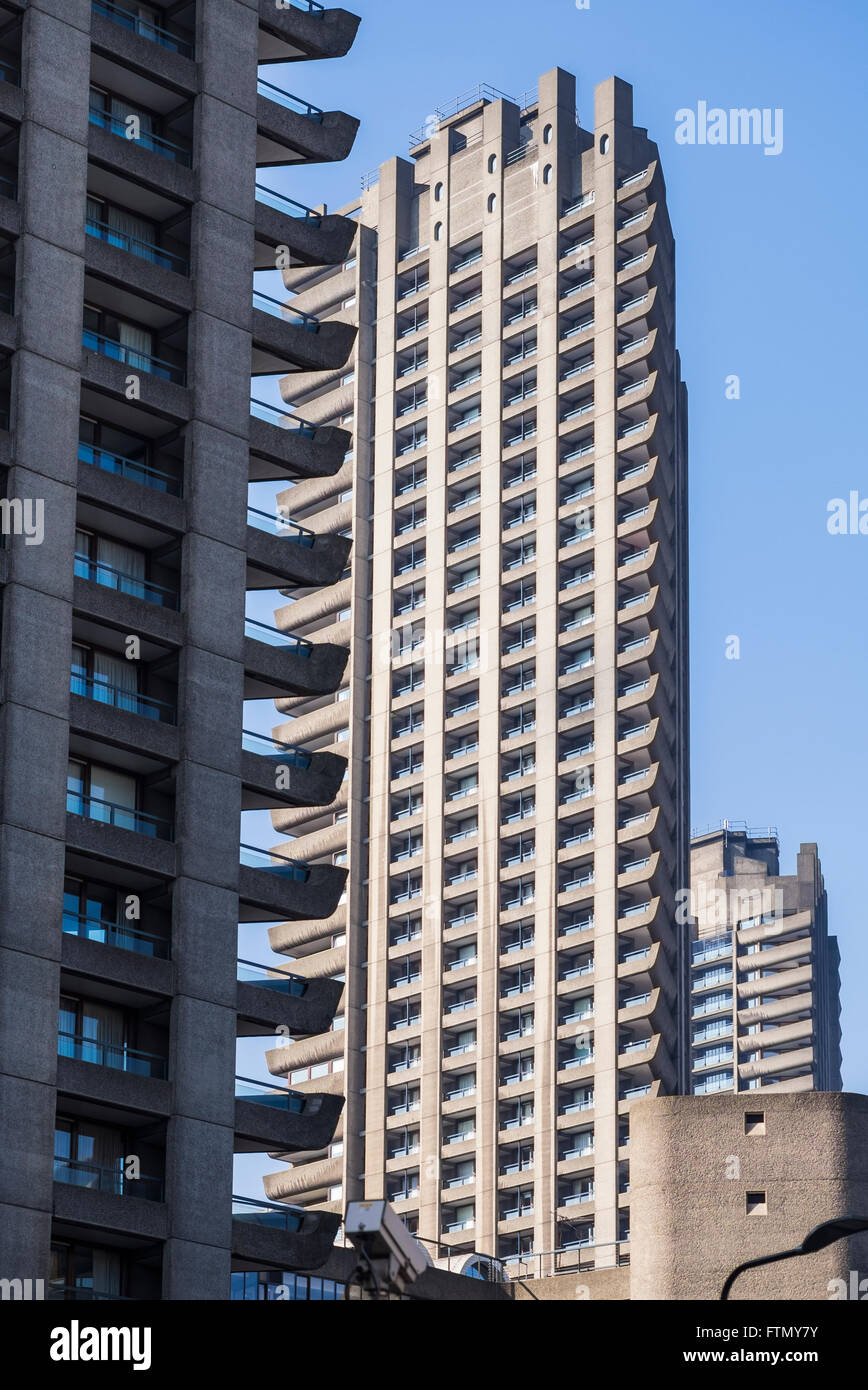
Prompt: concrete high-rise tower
<box><xmin>265</xmin><ymin>68</ymin><xmax>690</xmax><ymax>1271</ymax></box>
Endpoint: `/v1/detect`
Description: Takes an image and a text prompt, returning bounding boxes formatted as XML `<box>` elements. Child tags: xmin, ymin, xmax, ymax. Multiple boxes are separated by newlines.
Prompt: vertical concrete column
<box><xmin>589</xmin><ymin>75</ymin><xmax>635</xmax><ymax>1254</ymax></box>
<box><xmin>160</xmin><ymin>0</ymin><xmax>258</xmax><ymax>1299</ymax></box>
<box><xmin>0</xmin><ymin>0</ymin><xmax>92</xmax><ymax>1281</ymax></box>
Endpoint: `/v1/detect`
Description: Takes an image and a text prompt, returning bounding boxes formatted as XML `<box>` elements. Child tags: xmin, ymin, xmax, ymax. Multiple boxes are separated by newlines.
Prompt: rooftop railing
<box><xmin>88</xmin><ymin>107</ymin><xmax>192</xmax><ymax>166</ymax></box>
<box><xmin>66</xmin><ymin>790</ymin><xmax>174</xmax><ymax>841</ymax></box>
<box><xmin>257</xmin><ymin>78</ymin><xmax>324</xmax><ymax>122</ymax></box>
<box><xmin>62</xmin><ymin>909</ymin><xmax>170</xmax><ymax>959</ymax></box>
<box><xmin>58</xmin><ymin>1030</ymin><xmax>168</xmax><ymax>1079</ymax></box>
<box><xmin>92</xmin><ymin>0</ymin><xmax>194</xmax><ymax>57</ymax></box>
<box><xmin>78</xmin><ymin>440</ymin><xmax>182</xmax><ymax>496</ymax></box>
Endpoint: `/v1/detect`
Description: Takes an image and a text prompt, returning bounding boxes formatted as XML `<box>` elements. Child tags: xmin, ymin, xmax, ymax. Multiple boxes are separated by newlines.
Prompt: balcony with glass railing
<box><xmin>257</xmin><ymin>78</ymin><xmax>325</xmax><ymax>122</ymax></box>
<box><xmin>62</xmin><ymin>909</ymin><xmax>170</xmax><ymax>959</ymax></box>
<box><xmin>81</xmin><ymin>328</ymin><xmax>187</xmax><ymax>385</ymax></box>
<box><xmin>57</xmin><ymin>1030</ymin><xmax>168</xmax><ymax>1079</ymax></box>
<box><xmin>85</xmin><ymin>213</ymin><xmax>189</xmax><ymax>274</ymax></box>
<box><xmin>54</xmin><ymin>1154</ymin><xmax>164</xmax><ymax>1201</ymax></box>
<box><xmin>235</xmin><ymin>1076</ymin><xmax>307</xmax><ymax>1111</ymax></box>
<box><xmin>92</xmin><ymin>0</ymin><xmax>194</xmax><ymax>58</ymax></box>
<box><xmin>253</xmin><ymin>289</ymin><xmax>320</xmax><ymax>332</ymax></box>
<box><xmin>246</xmin><ymin>505</ymin><xmax>316</xmax><ymax>546</ymax></box>
<box><xmin>232</xmin><ymin>1196</ymin><xmax>307</xmax><ymax>1231</ymax></box>
<box><xmin>74</xmin><ymin>553</ymin><xmax>180</xmax><ymax>610</ymax></box>
<box><xmin>78</xmin><ymin>440</ymin><xmax>182</xmax><ymax>496</ymax></box>
<box><xmin>236</xmin><ymin>960</ymin><xmax>308</xmax><ymax>996</ymax></box>
<box><xmin>87</xmin><ymin>108</ymin><xmax>192</xmax><ymax>167</ymax></box>
<box><xmin>244</xmin><ymin>618</ymin><xmax>313</xmax><ymax>656</ymax></box>
<box><xmin>239</xmin><ymin>844</ymin><xmax>311</xmax><ymax>882</ymax></box>
<box><xmin>70</xmin><ymin>671</ymin><xmax>176</xmax><ymax>724</ymax></box>
<box><xmin>241</xmin><ymin>730</ymin><xmax>312</xmax><ymax>768</ymax></box>
<box><xmin>66</xmin><ymin>790</ymin><xmax>174</xmax><ymax>842</ymax></box>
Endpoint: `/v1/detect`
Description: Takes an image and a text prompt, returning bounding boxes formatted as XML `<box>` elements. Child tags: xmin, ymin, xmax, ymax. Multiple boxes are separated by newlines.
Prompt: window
<box><xmin>600</xmin><ymin>134</ymin><xmax>610</xmax><ymax>154</ymax></box>
<box><xmin>746</xmin><ymin>1191</ymin><xmax>768</xmax><ymax>1215</ymax></box>
<box><xmin>487</xmin><ymin>194</ymin><xmax>497</xmax><ymax>214</ymax></box>
<box><xmin>543</xmin><ymin>164</ymin><xmax>553</xmax><ymax>185</ymax></box>
<box><xmin>745</xmin><ymin>1111</ymin><xmax>766</xmax><ymax>1135</ymax></box>
<box><xmin>434</xmin><ymin>222</ymin><xmax>444</xmax><ymax>241</ymax></box>
<box><xmin>544</xmin><ymin>124</ymin><xmax>553</xmax><ymax>144</ymax></box>
<box><xmin>435</xmin><ymin>182</ymin><xmax>444</xmax><ymax>201</ymax></box>
<box><xmin>488</xmin><ymin>154</ymin><xmax>498</xmax><ymax>174</ymax></box>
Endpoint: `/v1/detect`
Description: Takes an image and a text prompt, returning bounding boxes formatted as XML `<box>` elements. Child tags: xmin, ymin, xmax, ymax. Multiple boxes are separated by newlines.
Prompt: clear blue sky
<box><xmin>240</xmin><ymin>0</ymin><xmax>868</xmax><ymax>1171</ymax></box>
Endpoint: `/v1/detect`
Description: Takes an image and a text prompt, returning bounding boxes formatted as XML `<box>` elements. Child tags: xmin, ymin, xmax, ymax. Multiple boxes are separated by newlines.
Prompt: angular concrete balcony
<box><xmin>265</xmin><ymin>1027</ymin><xmax>343</xmax><ymax>1079</ymax></box>
<box><xmin>246</xmin><ymin>505</ymin><xmax>351</xmax><ymax>589</ymax></box>
<box><xmin>91</xmin><ymin>2</ymin><xmax>197</xmax><ymax>87</ymax></box>
<box><xmin>87</xmin><ymin>119</ymin><xmax>194</xmax><ymax>202</ymax></box>
<box><xmin>65</xmin><ymin>802</ymin><xmax>177</xmax><ymax>879</ymax></box>
<box><xmin>52</xmin><ymin>1180</ymin><xmax>168</xmax><ymax>1244</ymax></box>
<box><xmin>73</xmin><ymin>570</ymin><xmax>182</xmax><ymax>647</ymax></box>
<box><xmin>237</xmin><ymin>962</ymin><xmax>343</xmax><ymax>1037</ymax></box>
<box><xmin>243</xmin><ymin>618</ymin><xmax>349</xmax><ymax>699</ymax></box>
<box><xmin>234</xmin><ymin>1076</ymin><xmax>343</xmax><ymax>1155</ymax></box>
<box><xmin>69</xmin><ymin>689</ymin><xmax>180</xmax><ymax>762</ymax></box>
<box><xmin>252</xmin><ymin>291</ymin><xmax>357</xmax><ymax>375</ymax></box>
<box><xmin>268</xmin><ymin>906</ymin><xmax>346</xmax><ymax>956</ymax></box>
<box><xmin>241</xmin><ymin>729</ymin><xmax>345</xmax><ymax>811</ymax></box>
<box><xmin>231</xmin><ymin>1198</ymin><xmax>340</xmax><ymax>1271</ymax></box>
<box><xmin>258</xmin><ymin>0</ymin><xmax>361</xmax><ymax>63</ymax></box>
<box><xmin>255</xmin><ymin>183</ymin><xmax>357</xmax><ymax>270</ymax></box>
<box><xmin>249</xmin><ymin>401</ymin><xmax>351</xmax><ymax>482</ymax></box>
<box><xmin>83</xmin><ymin>224</ymin><xmax>193</xmax><ymax>311</ymax></box>
<box><xmin>263</xmin><ymin>1154</ymin><xmax>341</xmax><ymax>1203</ymax></box>
<box><xmin>256</xmin><ymin>82</ymin><xmax>359</xmax><ymax>166</ymax></box>
<box><xmin>238</xmin><ymin>842</ymin><xmax>346</xmax><ymax>922</ymax></box>
<box><xmin>81</xmin><ymin>336</ymin><xmax>191</xmax><ymax>421</ymax></box>
<box><xmin>61</xmin><ymin>929</ymin><xmax>173</xmax><ymax>997</ymax></box>
<box><xmin>56</xmin><ymin>1049</ymin><xmax>171</xmax><ymax>1117</ymax></box>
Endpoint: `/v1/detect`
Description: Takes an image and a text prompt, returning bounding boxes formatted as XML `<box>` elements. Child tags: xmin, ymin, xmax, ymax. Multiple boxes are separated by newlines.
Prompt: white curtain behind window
<box><xmin>93</xmin><ymin>649</ymin><xmax>138</xmax><ymax>711</ymax></box>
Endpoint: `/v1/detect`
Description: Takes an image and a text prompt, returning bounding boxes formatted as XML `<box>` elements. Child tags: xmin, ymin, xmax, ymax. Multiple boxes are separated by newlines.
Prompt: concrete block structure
<box><xmin>262</xmin><ymin>69</ymin><xmax>692</xmax><ymax>1271</ymax></box>
<box><xmin>0</xmin><ymin>0</ymin><xmax>362</xmax><ymax>1300</ymax></box>
<box><xmin>688</xmin><ymin>824</ymin><xmax>842</xmax><ymax>1096</ymax></box>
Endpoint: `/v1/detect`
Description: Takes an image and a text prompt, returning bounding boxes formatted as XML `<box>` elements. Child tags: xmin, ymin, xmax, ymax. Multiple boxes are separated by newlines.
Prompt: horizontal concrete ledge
<box><xmin>308</xmin><ymin>1247</ymin><xmax>512</xmax><ymax>1302</ymax></box>
<box><xmin>231</xmin><ymin>1210</ymin><xmax>341</xmax><ymax>1273</ymax></box>
<box><xmin>258</xmin><ymin>0</ymin><xmax>361</xmax><ymax>62</ymax></box>
<box><xmin>234</xmin><ymin>1093</ymin><xmax>343</xmax><ymax>1155</ymax></box>
<box><xmin>256</xmin><ymin>101</ymin><xmax>360</xmax><ymax>167</ymax></box>
<box><xmin>73</xmin><ymin>575</ymin><xmax>184</xmax><ymax>647</ymax></box>
<box><xmin>53</xmin><ymin>1181</ymin><xmax>169</xmax><ymax>1242</ymax></box>
<box><xmin>254</xmin><ymin>203</ymin><xmax>357</xmax><ymax>271</ymax></box>
<box><xmin>77</xmin><ymin>459</ymin><xmax>185</xmax><ymax>533</ymax></box>
<box><xmin>87</xmin><ymin>125</ymin><xmax>195</xmax><ymax>204</ymax></box>
<box><xmin>243</xmin><ymin>634</ymin><xmax>349</xmax><ymax>699</ymax></box>
<box><xmin>61</xmin><ymin>931</ymin><xmax>173</xmax><ymax>996</ymax></box>
<box><xmin>237</xmin><ymin>974</ymin><xmax>342</xmax><ymax>1037</ymax></box>
<box><xmin>81</xmin><ymin>347</ymin><xmax>192</xmax><ymax>422</ymax></box>
<box><xmin>241</xmin><ymin>746</ymin><xmax>346</xmax><ymax>810</ymax></box>
<box><xmin>56</xmin><ymin>1056</ymin><xmax>171</xmax><ymax>1116</ymax></box>
<box><xmin>252</xmin><ymin>310</ymin><xmax>357</xmax><ymax>374</ymax></box>
<box><xmin>69</xmin><ymin>693</ymin><xmax>180</xmax><ymax>762</ymax></box>
<box><xmin>238</xmin><ymin>861</ymin><xmax>346</xmax><ymax>922</ymax></box>
<box><xmin>249</xmin><ymin>417</ymin><xmax>350</xmax><ymax>481</ymax></box>
<box><xmin>90</xmin><ymin>11</ymin><xmax>197</xmax><ymax>90</ymax></box>
<box><xmin>246</xmin><ymin>526</ymin><xmax>350</xmax><ymax>590</ymax></box>
<box><xmin>65</xmin><ymin>811</ymin><xmax>177</xmax><ymax>878</ymax></box>
<box><xmin>83</xmin><ymin>233</ymin><xmax>193</xmax><ymax>312</ymax></box>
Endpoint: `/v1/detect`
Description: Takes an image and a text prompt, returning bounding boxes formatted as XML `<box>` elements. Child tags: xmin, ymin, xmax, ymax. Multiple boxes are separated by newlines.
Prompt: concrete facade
<box><xmin>0</xmin><ymin>0</ymin><xmax>360</xmax><ymax>1300</ymax></box>
<box><xmin>262</xmin><ymin>70</ymin><xmax>691</xmax><ymax>1271</ymax></box>
<box><xmin>688</xmin><ymin>825</ymin><xmax>842</xmax><ymax>1096</ymax></box>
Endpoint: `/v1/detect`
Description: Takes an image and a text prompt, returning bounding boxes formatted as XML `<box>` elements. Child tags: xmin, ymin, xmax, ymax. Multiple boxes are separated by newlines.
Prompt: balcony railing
<box><xmin>92</xmin><ymin>0</ymin><xmax>194</xmax><ymax>57</ymax></box>
<box><xmin>256</xmin><ymin>78</ymin><xmax>324</xmax><ymax>122</ymax></box>
<box><xmin>62</xmin><ymin>909</ymin><xmax>170</xmax><ymax>959</ymax></box>
<box><xmin>70</xmin><ymin>672</ymin><xmax>176</xmax><ymax>724</ymax></box>
<box><xmin>74</xmin><ymin>553</ymin><xmax>179</xmax><ymax>609</ymax></box>
<box><xmin>232</xmin><ymin>1196</ymin><xmax>307</xmax><ymax>1231</ymax></box>
<box><xmin>237</xmin><ymin>960</ymin><xmax>308</xmax><ymax>995</ymax></box>
<box><xmin>253</xmin><ymin>289</ymin><xmax>320</xmax><ymax>331</ymax></box>
<box><xmin>241</xmin><ymin>730</ymin><xmax>312</xmax><ymax>767</ymax></box>
<box><xmin>58</xmin><ymin>1030</ymin><xmax>168</xmax><ymax>1079</ymax></box>
<box><xmin>255</xmin><ymin>182</ymin><xmax>322</xmax><ymax>224</ymax></box>
<box><xmin>247</xmin><ymin>505</ymin><xmax>316</xmax><ymax>545</ymax></box>
<box><xmin>250</xmin><ymin>398</ymin><xmax>317</xmax><ymax>435</ymax></box>
<box><xmin>82</xmin><ymin>329</ymin><xmax>187</xmax><ymax>384</ymax></box>
<box><xmin>88</xmin><ymin>108</ymin><xmax>192</xmax><ymax>166</ymax></box>
<box><xmin>67</xmin><ymin>791</ymin><xmax>174</xmax><ymax>841</ymax></box>
<box><xmin>78</xmin><ymin>441</ymin><xmax>182</xmax><ymax>496</ymax></box>
<box><xmin>244</xmin><ymin>617</ymin><xmax>313</xmax><ymax>655</ymax></box>
<box><xmin>86</xmin><ymin>215</ymin><xmax>189</xmax><ymax>275</ymax></box>
<box><xmin>239</xmin><ymin>843</ymin><xmax>311</xmax><ymax>881</ymax></box>
<box><xmin>235</xmin><ymin>1076</ymin><xmax>306</xmax><ymax>1111</ymax></box>
<box><xmin>54</xmin><ymin>1155</ymin><xmax>164</xmax><ymax>1201</ymax></box>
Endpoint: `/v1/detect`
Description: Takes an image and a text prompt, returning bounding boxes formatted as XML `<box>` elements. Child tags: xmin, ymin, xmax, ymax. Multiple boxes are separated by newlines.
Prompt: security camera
<box><xmin>344</xmin><ymin>1200</ymin><xmax>430</xmax><ymax>1298</ymax></box>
